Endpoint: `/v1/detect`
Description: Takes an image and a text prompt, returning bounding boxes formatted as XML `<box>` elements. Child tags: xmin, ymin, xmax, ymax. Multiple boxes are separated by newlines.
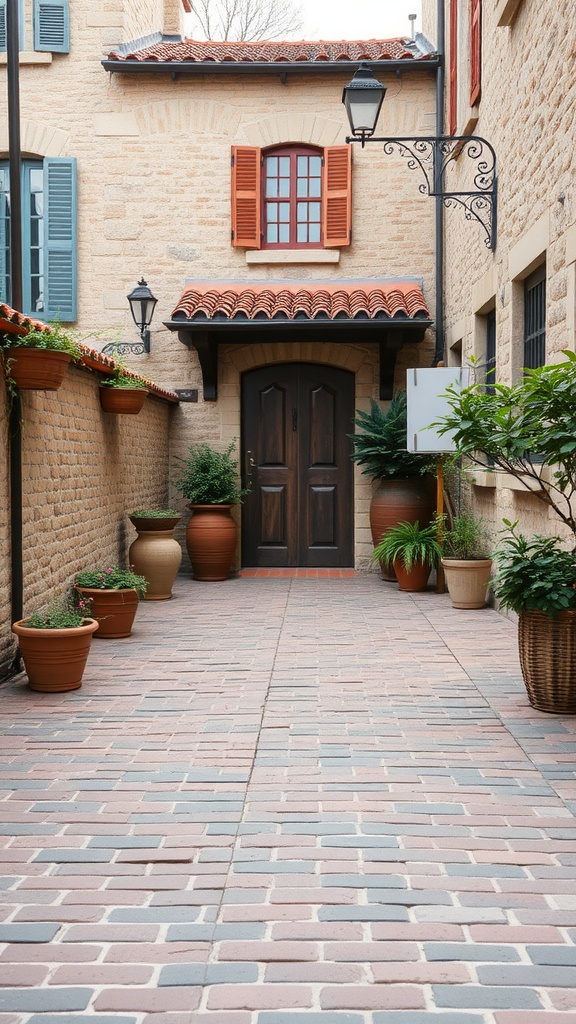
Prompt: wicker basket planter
<box><xmin>518</xmin><ymin>609</ymin><xmax>576</xmax><ymax>714</ymax></box>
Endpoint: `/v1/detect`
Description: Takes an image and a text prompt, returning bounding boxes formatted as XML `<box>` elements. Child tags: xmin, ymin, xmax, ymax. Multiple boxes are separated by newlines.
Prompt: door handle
<box><xmin>245</xmin><ymin>449</ymin><xmax>256</xmax><ymax>480</ymax></box>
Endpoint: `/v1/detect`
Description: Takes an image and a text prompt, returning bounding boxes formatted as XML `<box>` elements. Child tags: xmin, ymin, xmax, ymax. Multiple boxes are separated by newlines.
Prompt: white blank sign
<box><xmin>406</xmin><ymin>367</ymin><xmax>470</xmax><ymax>453</ymax></box>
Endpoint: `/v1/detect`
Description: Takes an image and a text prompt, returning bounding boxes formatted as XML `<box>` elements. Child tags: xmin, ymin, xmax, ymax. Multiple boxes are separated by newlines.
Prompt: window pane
<box><xmin>278</xmin><ymin>177</ymin><xmax>290</xmax><ymax>197</ymax></box>
<box><xmin>309</xmin><ymin>177</ymin><xmax>321</xmax><ymax>197</ymax></box>
<box><xmin>279</xmin><ymin>224</ymin><xmax>290</xmax><ymax>243</ymax></box>
<box><xmin>266</xmin><ymin>202</ymin><xmax>277</xmax><ymax>224</ymax></box>
<box><xmin>309</xmin><ymin>224</ymin><xmax>321</xmax><ymax>243</ymax></box>
<box><xmin>279</xmin><ymin>157</ymin><xmax>290</xmax><ymax>176</ymax></box>
<box><xmin>266</xmin><ymin>178</ymin><xmax>278</xmax><ymax>198</ymax></box>
<box><xmin>309</xmin><ymin>156</ymin><xmax>321</xmax><ymax>177</ymax></box>
<box><xmin>296</xmin><ymin>177</ymin><xmax>308</xmax><ymax>198</ymax></box>
<box><xmin>279</xmin><ymin>203</ymin><xmax>290</xmax><ymax>223</ymax></box>
<box><xmin>267</xmin><ymin>224</ymin><xmax>278</xmax><ymax>243</ymax></box>
<box><xmin>297</xmin><ymin>202</ymin><xmax>308</xmax><ymax>223</ymax></box>
<box><xmin>297</xmin><ymin>223</ymin><xmax>308</xmax><ymax>243</ymax></box>
<box><xmin>297</xmin><ymin>156</ymin><xmax>308</xmax><ymax>176</ymax></box>
<box><xmin>310</xmin><ymin>202</ymin><xmax>321</xmax><ymax>222</ymax></box>
<box><xmin>30</xmin><ymin>168</ymin><xmax>43</xmax><ymax>193</ymax></box>
<box><xmin>266</xmin><ymin>157</ymin><xmax>278</xmax><ymax>175</ymax></box>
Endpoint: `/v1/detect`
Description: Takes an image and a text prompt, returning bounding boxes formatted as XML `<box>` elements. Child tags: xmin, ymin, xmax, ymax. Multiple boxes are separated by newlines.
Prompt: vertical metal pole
<box><xmin>7</xmin><ymin>0</ymin><xmax>24</xmax><ymax>635</ymax></box>
<box><xmin>433</xmin><ymin>0</ymin><xmax>446</xmax><ymax>366</ymax></box>
<box><xmin>436</xmin><ymin>456</ymin><xmax>446</xmax><ymax>594</ymax></box>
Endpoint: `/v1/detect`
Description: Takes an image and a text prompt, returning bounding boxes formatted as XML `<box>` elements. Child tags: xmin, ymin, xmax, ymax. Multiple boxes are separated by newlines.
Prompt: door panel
<box><xmin>242</xmin><ymin>363</ymin><xmax>354</xmax><ymax>567</ymax></box>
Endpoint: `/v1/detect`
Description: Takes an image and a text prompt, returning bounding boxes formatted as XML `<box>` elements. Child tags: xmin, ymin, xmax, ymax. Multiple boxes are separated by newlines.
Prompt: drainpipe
<box><xmin>433</xmin><ymin>0</ymin><xmax>446</xmax><ymax>365</ymax></box>
<box><xmin>7</xmin><ymin>0</ymin><xmax>24</xmax><ymax>653</ymax></box>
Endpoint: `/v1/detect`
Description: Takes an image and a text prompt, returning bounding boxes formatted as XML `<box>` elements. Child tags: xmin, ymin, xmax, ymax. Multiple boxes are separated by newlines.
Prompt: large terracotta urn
<box><xmin>129</xmin><ymin>516</ymin><xmax>182</xmax><ymax>600</ymax></box>
<box><xmin>185</xmin><ymin>505</ymin><xmax>237</xmax><ymax>581</ymax></box>
<box><xmin>370</xmin><ymin>477</ymin><xmax>436</xmax><ymax>580</ymax></box>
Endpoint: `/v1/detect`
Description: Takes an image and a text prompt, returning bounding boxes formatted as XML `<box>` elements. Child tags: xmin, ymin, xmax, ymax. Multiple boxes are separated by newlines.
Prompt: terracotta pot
<box><xmin>441</xmin><ymin>558</ymin><xmax>493</xmax><ymax>609</ymax></box>
<box><xmin>370</xmin><ymin>477</ymin><xmax>436</xmax><ymax>580</ymax></box>
<box><xmin>12</xmin><ymin>618</ymin><xmax>99</xmax><ymax>692</ymax></box>
<box><xmin>99</xmin><ymin>387</ymin><xmax>148</xmax><ymax>415</ymax></box>
<box><xmin>75</xmin><ymin>587</ymin><xmax>139</xmax><ymax>638</ymax></box>
<box><xmin>185</xmin><ymin>505</ymin><xmax>237</xmax><ymax>581</ymax></box>
<box><xmin>129</xmin><ymin>519</ymin><xmax>182</xmax><ymax>600</ymax></box>
<box><xmin>393</xmin><ymin>558</ymin><xmax>431</xmax><ymax>592</ymax></box>
<box><xmin>3</xmin><ymin>348</ymin><xmax>71</xmax><ymax>390</ymax></box>
<box><xmin>518</xmin><ymin>609</ymin><xmax>576</xmax><ymax>714</ymax></box>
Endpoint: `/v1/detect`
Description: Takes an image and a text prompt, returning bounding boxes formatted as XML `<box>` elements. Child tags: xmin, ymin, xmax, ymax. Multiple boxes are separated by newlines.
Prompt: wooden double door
<box><xmin>241</xmin><ymin>363</ymin><xmax>354</xmax><ymax>567</ymax></box>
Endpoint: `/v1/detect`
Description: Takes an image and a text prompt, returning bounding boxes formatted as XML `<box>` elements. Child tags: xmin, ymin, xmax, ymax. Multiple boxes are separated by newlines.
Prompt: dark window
<box><xmin>524</xmin><ymin>265</ymin><xmax>546</xmax><ymax>369</ymax></box>
<box><xmin>485</xmin><ymin>308</ymin><xmax>496</xmax><ymax>391</ymax></box>
<box><xmin>263</xmin><ymin>146</ymin><xmax>323</xmax><ymax>249</ymax></box>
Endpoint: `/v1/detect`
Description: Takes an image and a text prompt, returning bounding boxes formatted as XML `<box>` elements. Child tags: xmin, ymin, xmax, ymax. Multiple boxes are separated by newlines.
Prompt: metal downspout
<box><xmin>7</xmin><ymin>0</ymin><xmax>24</xmax><ymax>653</ymax></box>
<box><xmin>433</xmin><ymin>0</ymin><xmax>446</xmax><ymax>365</ymax></box>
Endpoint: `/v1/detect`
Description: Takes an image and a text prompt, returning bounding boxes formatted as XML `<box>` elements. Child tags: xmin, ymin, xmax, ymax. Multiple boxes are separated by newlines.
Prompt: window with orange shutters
<box><xmin>231</xmin><ymin>143</ymin><xmax>352</xmax><ymax>250</ymax></box>
<box><xmin>469</xmin><ymin>0</ymin><xmax>482</xmax><ymax>107</ymax></box>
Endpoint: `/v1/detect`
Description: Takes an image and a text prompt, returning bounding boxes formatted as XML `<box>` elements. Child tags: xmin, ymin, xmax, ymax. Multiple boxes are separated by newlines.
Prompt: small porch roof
<box><xmin>165</xmin><ymin>279</ymin><xmax>433</xmax><ymax>402</ymax></box>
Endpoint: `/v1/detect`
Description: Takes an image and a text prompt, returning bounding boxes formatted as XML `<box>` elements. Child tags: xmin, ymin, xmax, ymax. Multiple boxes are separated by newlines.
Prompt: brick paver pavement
<box><xmin>1</xmin><ymin>574</ymin><xmax>576</xmax><ymax>1024</ymax></box>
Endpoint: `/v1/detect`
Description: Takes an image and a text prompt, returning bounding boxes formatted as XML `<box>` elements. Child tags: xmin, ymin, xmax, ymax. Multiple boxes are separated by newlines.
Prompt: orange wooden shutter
<box><xmin>322</xmin><ymin>145</ymin><xmax>352</xmax><ymax>248</ymax></box>
<box><xmin>469</xmin><ymin>0</ymin><xmax>482</xmax><ymax>107</ymax></box>
<box><xmin>231</xmin><ymin>146</ymin><xmax>261</xmax><ymax>248</ymax></box>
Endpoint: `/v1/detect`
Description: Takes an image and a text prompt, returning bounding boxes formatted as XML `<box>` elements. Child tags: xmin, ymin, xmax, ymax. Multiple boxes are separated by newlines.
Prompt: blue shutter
<box><xmin>44</xmin><ymin>157</ymin><xmax>77</xmax><ymax>322</ymax></box>
<box><xmin>0</xmin><ymin>191</ymin><xmax>7</xmax><ymax>304</ymax></box>
<box><xmin>0</xmin><ymin>2</ymin><xmax>5</xmax><ymax>52</ymax></box>
<box><xmin>34</xmin><ymin>0</ymin><xmax>69</xmax><ymax>53</ymax></box>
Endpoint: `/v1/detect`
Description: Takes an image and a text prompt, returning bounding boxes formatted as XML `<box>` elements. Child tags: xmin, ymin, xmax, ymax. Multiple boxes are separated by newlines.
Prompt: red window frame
<box><xmin>470</xmin><ymin>0</ymin><xmax>482</xmax><ymax>107</ymax></box>
<box><xmin>261</xmin><ymin>145</ymin><xmax>323</xmax><ymax>250</ymax></box>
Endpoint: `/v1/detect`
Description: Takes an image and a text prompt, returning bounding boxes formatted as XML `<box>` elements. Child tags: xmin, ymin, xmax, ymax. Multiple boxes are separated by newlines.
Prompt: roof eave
<box><xmin>101</xmin><ymin>56</ymin><xmax>440</xmax><ymax>76</ymax></box>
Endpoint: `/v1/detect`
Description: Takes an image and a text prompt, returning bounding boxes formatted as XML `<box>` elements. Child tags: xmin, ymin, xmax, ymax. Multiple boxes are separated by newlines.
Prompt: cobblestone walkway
<box><xmin>2</xmin><ymin>575</ymin><xmax>576</xmax><ymax>1024</ymax></box>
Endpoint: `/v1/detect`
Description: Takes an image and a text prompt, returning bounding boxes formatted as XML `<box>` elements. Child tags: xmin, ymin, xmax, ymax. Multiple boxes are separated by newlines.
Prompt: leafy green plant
<box><xmin>0</xmin><ymin>322</ymin><xmax>83</xmax><ymax>361</ymax></box>
<box><xmin>442</xmin><ymin>511</ymin><xmax>491</xmax><ymax>560</ymax></box>
<box><xmin>436</xmin><ymin>351</ymin><xmax>576</xmax><ymax>538</ymax></box>
<box><xmin>372</xmin><ymin>517</ymin><xmax>443</xmax><ymax>572</ymax></box>
<box><xmin>24</xmin><ymin>593</ymin><xmax>94</xmax><ymax>629</ymax></box>
<box><xmin>100</xmin><ymin>361</ymin><xmax>148</xmax><ymax>390</ymax></box>
<box><xmin>129</xmin><ymin>508</ymin><xmax>179</xmax><ymax>518</ymax></box>
<box><xmin>350</xmin><ymin>392</ymin><xmax>436</xmax><ymax>480</ymax></box>
<box><xmin>175</xmin><ymin>441</ymin><xmax>249</xmax><ymax>505</ymax></box>
<box><xmin>75</xmin><ymin>566</ymin><xmax>147</xmax><ymax>597</ymax></box>
<box><xmin>491</xmin><ymin>520</ymin><xmax>576</xmax><ymax>616</ymax></box>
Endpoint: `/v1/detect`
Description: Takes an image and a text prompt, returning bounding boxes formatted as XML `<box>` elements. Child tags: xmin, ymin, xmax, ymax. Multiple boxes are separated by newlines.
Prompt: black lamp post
<box><xmin>342</xmin><ymin>64</ymin><xmax>386</xmax><ymax>147</ymax></box>
<box><xmin>127</xmin><ymin>278</ymin><xmax>157</xmax><ymax>354</ymax></box>
<box><xmin>341</xmin><ymin>64</ymin><xmax>497</xmax><ymax>250</ymax></box>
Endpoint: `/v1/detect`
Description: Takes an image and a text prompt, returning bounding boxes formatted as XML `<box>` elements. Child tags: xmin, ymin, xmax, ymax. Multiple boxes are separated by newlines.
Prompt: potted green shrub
<box><xmin>351</xmin><ymin>392</ymin><xmax>436</xmax><ymax>578</ymax></box>
<box><xmin>1</xmin><ymin>322</ymin><xmax>82</xmax><ymax>392</ymax></box>
<box><xmin>12</xmin><ymin>593</ymin><xmax>98</xmax><ymax>692</ymax></box>
<box><xmin>437</xmin><ymin>350</ymin><xmax>576</xmax><ymax>711</ymax></box>
<box><xmin>372</xmin><ymin>518</ymin><xmax>442</xmax><ymax>592</ymax></box>
<box><xmin>74</xmin><ymin>566</ymin><xmax>147</xmax><ymax>638</ymax></box>
<box><xmin>440</xmin><ymin>511</ymin><xmax>493</xmax><ymax>609</ymax></box>
<box><xmin>99</xmin><ymin>360</ymin><xmax>149</xmax><ymax>415</ymax></box>
<box><xmin>175</xmin><ymin>441</ymin><xmax>248</xmax><ymax>581</ymax></box>
<box><xmin>128</xmin><ymin>509</ymin><xmax>182</xmax><ymax>600</ymax></box>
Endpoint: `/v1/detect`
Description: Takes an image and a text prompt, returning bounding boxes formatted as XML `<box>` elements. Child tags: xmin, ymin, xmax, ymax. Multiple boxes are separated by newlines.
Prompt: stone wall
<box><xmin>420</xmin><ymin>0</ymin><xmax>576</xmax><ymax>548</ymax></box>
<box><xmin>0</xmin><ymin>363</ymin><xmax>176</xmax><ymax>678</ymax></box>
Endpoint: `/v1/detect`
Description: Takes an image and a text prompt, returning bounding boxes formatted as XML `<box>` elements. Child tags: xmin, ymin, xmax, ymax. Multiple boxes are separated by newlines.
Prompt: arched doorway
<box><xmin>241</xmin><ymin>363</ymin><xmax>354</xmax><ymax>567</ymax></box>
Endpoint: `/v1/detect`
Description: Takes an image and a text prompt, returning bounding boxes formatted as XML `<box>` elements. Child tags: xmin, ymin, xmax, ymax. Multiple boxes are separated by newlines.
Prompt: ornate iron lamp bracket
<box><xmin>102</xmin><ymin>340</ymin><xmax>147</xmax><ymax>357</ymax></box>
<box><xmin>348</xmin><ymin>134</ymin><xmax>497</xmax><ymax>251</ymax></box>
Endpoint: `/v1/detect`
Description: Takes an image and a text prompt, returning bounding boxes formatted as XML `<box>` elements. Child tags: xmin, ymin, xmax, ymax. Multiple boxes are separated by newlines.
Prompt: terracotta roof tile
<box><xmin>108</xmin><ymin>37</ymin><xmax>432</xmax><ymax>65</ymax></box>
<box><xmin>171</xmin><ymin>281</ymin><xmax>430</xmax><ymax>323</ymax></box>
<box><xmin>0</xmin><ymin>303</ymin><xmax>53</xmax><ymax>336</ymax></box>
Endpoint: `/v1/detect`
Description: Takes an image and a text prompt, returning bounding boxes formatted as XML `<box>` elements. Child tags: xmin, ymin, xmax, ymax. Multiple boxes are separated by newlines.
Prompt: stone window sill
<box><xmin>0</xmin><ymin>51</ymin><xmax>53</xmax><ymax>65</ymax></box>
<box><xmin>246</xmin><ymin>249</ymin><xmax>340</xmax><ymax>265</ymax></box>
<box><xmin>469</xmin><ymin>465</ymin><xmax>551</xmax><ymax>492</ymax></box>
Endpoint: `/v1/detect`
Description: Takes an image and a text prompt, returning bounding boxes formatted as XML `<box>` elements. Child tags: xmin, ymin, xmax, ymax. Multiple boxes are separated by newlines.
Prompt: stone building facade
<box><xmin>1</xmin><ymin>0</ymin><xmax>440</xmax><ymax>576</ymax></box>
<box><xmin>423</xmin><ymin>0</ymin><xmax>576</xmax><ymax>543</ymax></box>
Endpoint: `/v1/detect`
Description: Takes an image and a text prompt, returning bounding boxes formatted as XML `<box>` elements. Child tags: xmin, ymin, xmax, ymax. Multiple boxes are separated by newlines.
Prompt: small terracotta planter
<box><xmin>393</xmin><ymin>559</ymin><xmax>431</xmax><ymax>592</ymax></box>
<box><xmin>3</xmin><ymin>348</ymin><xmax>72</xmax><ymax>390</ymax></box>
<box><xmin>12</xmin><ymin>618</ymin><xmax>99</xmax><ymax>692</ymax></box>
<box><xmin>75</xmin><ymin>587</ymin><xmax>139</xmax><ymax>638</ymax></box>
<box><xmin>99</xmin><ymin>387</ymin><xmax>148</xmax><ymax>415</ymax></box>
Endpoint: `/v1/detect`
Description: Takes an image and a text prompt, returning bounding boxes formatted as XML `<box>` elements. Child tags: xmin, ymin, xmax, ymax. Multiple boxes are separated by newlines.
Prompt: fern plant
<box><xmin>372</xmin><ymin>518</ymin><xmax>443</xmax><ymax>572</ymax></box>
<box><xmin>175</xmin><ymin>441</ymin><xmax>249</xmax><ymax>505</ymax></box>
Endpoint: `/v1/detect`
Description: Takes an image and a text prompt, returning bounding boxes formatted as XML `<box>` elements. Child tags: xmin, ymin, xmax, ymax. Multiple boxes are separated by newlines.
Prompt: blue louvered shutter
<box><xmin>0</xmin><ymin>191</ymin><xmax>7</xmax><ymax>304</ymax></box>
<box><xmin>34</xmin><ymin>0</ymin><xmax>69</xmax><ymax>53</ymax></box>
<box><xmin>1</xmin><ymin>0</ymin><xmax>25</xmax><ymax>52</ymax></box>
<box><xmin>44</xmin><ymin>158</ymin><xmax>77</xmax><ymax>321</ymax></box>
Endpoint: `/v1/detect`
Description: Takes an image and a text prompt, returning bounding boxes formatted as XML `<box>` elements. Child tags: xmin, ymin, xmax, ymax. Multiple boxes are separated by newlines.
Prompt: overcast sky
<box><xmin>185</xmin><ymin>1</ymin><xmax>424</xmax><ymax>42</ymax></box>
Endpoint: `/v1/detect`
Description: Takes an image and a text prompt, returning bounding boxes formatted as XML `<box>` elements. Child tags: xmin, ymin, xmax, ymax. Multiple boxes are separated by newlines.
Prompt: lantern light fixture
<box><xmin>127</xmin><ymin>278</ymin><xmax>158</xmax><ymax>354</ymax></box>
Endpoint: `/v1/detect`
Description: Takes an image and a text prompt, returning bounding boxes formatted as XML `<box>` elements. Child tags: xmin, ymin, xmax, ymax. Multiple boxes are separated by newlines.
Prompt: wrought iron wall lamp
<box><xmin>342</xmin><ymin>64</ymin><xmax>497</xmax><ymax>250</ymax></box>
<box><xmin>104</xmin><ymin>278</ymin><xmax>158</xmax><ymax>356</ymax></box>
